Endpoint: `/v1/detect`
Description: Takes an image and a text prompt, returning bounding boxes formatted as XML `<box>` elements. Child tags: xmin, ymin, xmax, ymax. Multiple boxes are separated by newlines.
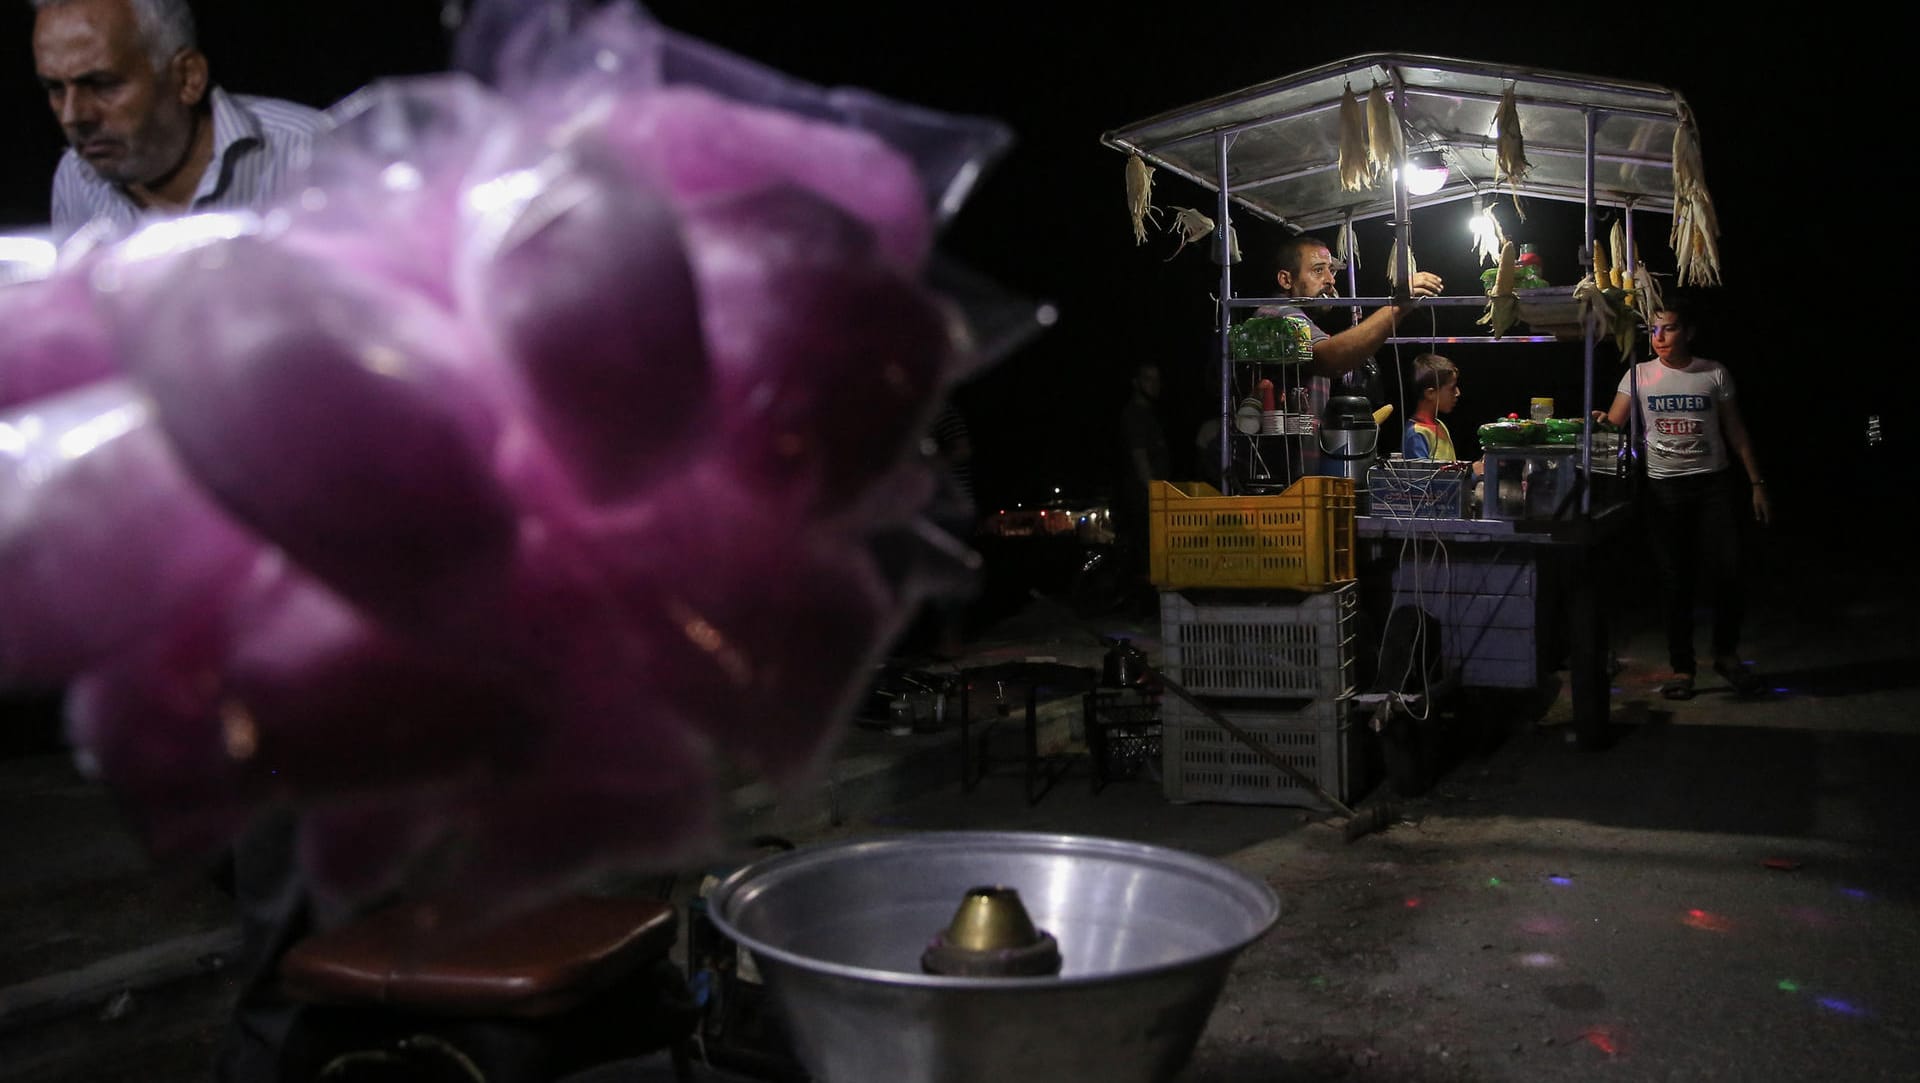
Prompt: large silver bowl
<box><xmin>704</xmin><ymin>831</ymin><xmax>1281</xmax><ymax>1083</ymax></box>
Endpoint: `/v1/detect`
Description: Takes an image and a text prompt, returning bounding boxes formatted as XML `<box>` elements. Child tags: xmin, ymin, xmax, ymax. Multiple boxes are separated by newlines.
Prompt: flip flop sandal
<box><xmin>1661</xmin><ymin>674</ymin><xmax>1695</xmax><ymax>700</ymax></box>
<box><xmin>1715</xmin><ymin>660</ymin><xmax>1764</xmax><ymax>697</ymax></box>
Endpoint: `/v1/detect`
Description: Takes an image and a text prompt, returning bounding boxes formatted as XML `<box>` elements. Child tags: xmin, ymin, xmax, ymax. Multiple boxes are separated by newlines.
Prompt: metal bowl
<box><xmin>705</xmin><ymin>831</ymin><xmax>1281</xmax><ymax>1083</ymax></box>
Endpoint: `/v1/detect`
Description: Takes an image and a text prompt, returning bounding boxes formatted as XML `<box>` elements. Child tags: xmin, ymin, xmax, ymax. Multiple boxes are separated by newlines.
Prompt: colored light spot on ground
<box><xmin>1583</xmin><ymin>1028</ymin><xmax>1619</xmax><ymax>1055</ymax></box>
<box><xmin>1309</xmin><ymin>976</ymin><xmax>1327</xmax><ymax>988</ymax></box>
<box><xmin>1838</xmin><ymin>887</ymin><xmax>1870</xmax><ymax>900</ymax></box>
<box><xmin>1488</xmin><ymin>877</ymin><xmax>1503</xmax><ymax>887</ymax></box>
<box><xmin>1405</xmin><ymin>898</ymin><xmax>1423</xmax><ymax>908</ymax></box>
<box><xmin>1683</xmin><ymin>909</ymin><xmax>1731</xmax><ymax>932</ymax></box>
<box><xmin>1519</xmin><ymin>915</ymin><xmax>1565</xmax><ymax>935</ymax></box>
<box><xmin>1520</xmin><ymin>952</ymin><xmax>1559</xmax><ymax>968</ymax></box>
<box><xmin>1818</xmin><ymin>997</ymin><xmax>1865</xmax><ymax>1017</ymax></box>
<box><xmin>1548</xmin><ymin>876</ymin><xmax>1574</xmax><ymax>886</ymax></box>
<box><xmin>1778</xmin><ymin>979</ymin><xmax>1799</xmax><ymax>992</ymax></box>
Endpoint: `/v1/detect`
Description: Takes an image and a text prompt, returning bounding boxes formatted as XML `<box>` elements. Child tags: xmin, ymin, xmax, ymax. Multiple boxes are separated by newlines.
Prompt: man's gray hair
<box><xmin>30</xmin><ymin>0</ymin><xmax>198</xmax><ymax>69</ymax></box>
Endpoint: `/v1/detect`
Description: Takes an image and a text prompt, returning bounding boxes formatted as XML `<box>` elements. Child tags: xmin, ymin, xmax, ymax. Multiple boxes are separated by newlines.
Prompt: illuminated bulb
<box><xmin>1403</xmin><ymin>151</ymin><xmax>1449</xmax><ymax>196</ymax></box>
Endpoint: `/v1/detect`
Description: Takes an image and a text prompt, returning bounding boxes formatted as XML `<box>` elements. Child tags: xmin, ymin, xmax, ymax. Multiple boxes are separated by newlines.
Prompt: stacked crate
<box><xmin>1156</xmin><ymin>584</ymin><xmax>1364</xmax><ymax>810</ymax></box>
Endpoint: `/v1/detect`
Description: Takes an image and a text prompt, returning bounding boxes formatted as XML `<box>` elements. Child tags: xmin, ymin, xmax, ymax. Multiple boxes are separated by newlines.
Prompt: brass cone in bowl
<box><xmin>920</xmin><ymin>885</ymin><xmax>1062</xmax><ymax>978</ymax></box>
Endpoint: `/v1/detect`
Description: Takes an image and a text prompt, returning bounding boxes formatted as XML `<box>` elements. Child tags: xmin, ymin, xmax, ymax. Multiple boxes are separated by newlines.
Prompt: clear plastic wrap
<box><xmin>0</xmin><ymin>0</ymin><xmax>1022</xmax><ymax>909</ymax></box>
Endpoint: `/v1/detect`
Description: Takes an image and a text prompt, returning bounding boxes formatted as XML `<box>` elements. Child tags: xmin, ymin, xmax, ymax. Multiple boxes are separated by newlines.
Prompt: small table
<box><xmin>958</xmin><ymin>661</ymin><xmax>1100</xmax><ymax>805</ymax></box>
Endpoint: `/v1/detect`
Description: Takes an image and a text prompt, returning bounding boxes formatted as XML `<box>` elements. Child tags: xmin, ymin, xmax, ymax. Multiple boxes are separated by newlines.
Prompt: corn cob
<box><xmin>1608</xmin><ymin>222</ymin><xmax>1626</xmax><ymax>290</ymax></box>
<box><xmin>1477</xmin><ymin>241</ymin><xmax>1518</xmax><ymax>338</ymax></box>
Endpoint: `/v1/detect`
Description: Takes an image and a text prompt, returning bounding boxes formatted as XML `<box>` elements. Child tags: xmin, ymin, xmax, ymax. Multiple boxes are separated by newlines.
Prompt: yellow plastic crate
<box><xmin>1148</xmin><ymin>477</ymin><xmax>1356</xmax><ymax>590</ymax></box>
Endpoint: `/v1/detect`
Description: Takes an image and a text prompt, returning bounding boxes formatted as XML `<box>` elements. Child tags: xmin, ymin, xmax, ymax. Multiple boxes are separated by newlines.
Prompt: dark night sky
<box><xmin>2</xmin><ymin>2</ymin><xmax>1895</xmax><ymax>511</ymax></box>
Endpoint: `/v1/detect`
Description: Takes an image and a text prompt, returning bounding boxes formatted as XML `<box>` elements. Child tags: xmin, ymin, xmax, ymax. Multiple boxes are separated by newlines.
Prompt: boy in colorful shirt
<box><xmin>1404</xmin><ymin>353</ymin><xmax>1476</xmax><ymax>472</ymax></box>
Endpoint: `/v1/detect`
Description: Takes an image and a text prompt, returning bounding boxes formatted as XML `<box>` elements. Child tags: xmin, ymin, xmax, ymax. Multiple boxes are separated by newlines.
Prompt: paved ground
<box><xmin>3</xmin><ymin>517</ymin><xmax>1916</xmax><ymax>1082</ymax></box>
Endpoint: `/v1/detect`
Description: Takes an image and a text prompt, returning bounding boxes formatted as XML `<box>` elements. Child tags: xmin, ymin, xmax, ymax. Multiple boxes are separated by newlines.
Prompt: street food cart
<box><xmin>1102</xmin><ymin>54</ymin><xmax>1719</xmax><ymax>770</ymax></box>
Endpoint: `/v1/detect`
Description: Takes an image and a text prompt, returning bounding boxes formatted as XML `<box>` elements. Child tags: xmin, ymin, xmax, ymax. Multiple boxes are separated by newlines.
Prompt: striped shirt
<box><xmin>49</xmin><ymin>87</ymin><xmax>329</xmax><ymax>247</ymax></box>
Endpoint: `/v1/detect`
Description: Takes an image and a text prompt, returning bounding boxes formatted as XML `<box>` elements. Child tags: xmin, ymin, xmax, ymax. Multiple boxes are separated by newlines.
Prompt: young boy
<box><xmin>1405</xmin><ymin>353</ymin><xmax>1470</xmax><ymax>466</ymax></box>
<box><xmin>1596</xmin><ymin>298</ymin><xmax>1768</xmax><ymax>700</ymax></box>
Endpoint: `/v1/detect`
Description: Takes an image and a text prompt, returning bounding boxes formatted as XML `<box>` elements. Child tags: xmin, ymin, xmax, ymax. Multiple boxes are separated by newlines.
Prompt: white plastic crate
<box><xmin>1160</xmin><ymin>694</ymin><xmax>1361</xmax><ymax>810</ymax></box>
<box><xmin>1158</xmin><ymin>584</ymin><xmax>1357</xmax><ymax>700</ymax></box>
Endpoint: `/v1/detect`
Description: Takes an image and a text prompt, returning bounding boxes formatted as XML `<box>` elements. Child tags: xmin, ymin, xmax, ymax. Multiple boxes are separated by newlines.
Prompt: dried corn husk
<box><xmin>1125</xmin><ymin>154</ymin><xmax>1159</xmax><ymax>246</ymax></box>
<box><xmin>1366</xmin><ymin>83</ymin><xmax>1403</xmax><ymax>182</ymax></box>
<box><xmin>1609</xmin><ymin>292</ymin><xmax>1638</xmax><ymax>356</ymax></box>
<box><xmin>1338</xmin><ymin>84</ymin><xmax>1371</xmax><ymax>191</ymax></box>
<box><xmin>1163</xmin><ymin>206</ymin><xmax>1214</xmax><ymax>261</ymax></box>
<box><xmin>1574</xmin><ymin>273</ymin><xmax>1616</xmax><ymax>342</ymax></box>
<box><xmin>1495</xmin><ymin>86</ymin><xmax>1530</xmax><ymax>220</ymax></box>
<box><xmin>1387</xmin><ymin>239</ymin><xmax>1417</xmax><ymax>290</ymax></box>
<box><xmin>1477</xmin><ymin>240</ymin><xmax>1519</xmax><ymax>338</ymax></box>
<box><xmin>1335</xmin><ymin>219</ymin><xmax>1360</xmax><ymax>273</ymax></box>
<box><xmin>1631</xmin><ymin>263</ymin><xmax>1663</xmax><ymax>326</ymax></box>
<box><xmin>1470</xmin><ymin>203</ymin><xmax>1506</xmax><ymax>266</ymax></box>
<box><xmin>1670</xmin><ymin>108</ymin><xmax>1722</xmax><ymax>286</ymax></box>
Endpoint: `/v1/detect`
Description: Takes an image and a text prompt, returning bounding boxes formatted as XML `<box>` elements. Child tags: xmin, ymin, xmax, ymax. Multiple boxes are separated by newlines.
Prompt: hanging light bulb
<box><xmin>1404</xmin><ymin>150</ymin><xmax>1449</xmax><ymax>196</ymax></box>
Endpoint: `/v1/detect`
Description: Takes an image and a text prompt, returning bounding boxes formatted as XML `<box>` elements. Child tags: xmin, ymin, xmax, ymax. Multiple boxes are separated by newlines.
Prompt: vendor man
<box><xmin>1265</xmin><ymin>233</ymin><xmax>1445</xmax><ymax>406</ymax></box>
<box><xmin>32</xmin><ymin>0</ymin><xmax>327</xmax><ymax>246</ymax></box>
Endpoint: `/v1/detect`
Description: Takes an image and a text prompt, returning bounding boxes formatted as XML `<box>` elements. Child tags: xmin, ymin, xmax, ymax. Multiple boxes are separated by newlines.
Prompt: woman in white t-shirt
<box><xmin>1597</xmin><ymin>299</ymin><xmax>1770</xmax><ymax>701</ymax></box>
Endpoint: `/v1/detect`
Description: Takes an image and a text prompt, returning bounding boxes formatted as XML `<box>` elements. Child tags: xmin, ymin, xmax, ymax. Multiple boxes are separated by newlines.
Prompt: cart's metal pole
<box><xmin>1390</xmin><ymin>69</ymin><xmax>1412</xmax><ymax>316</ymax></box>
<box><xmin>1343</xmin><ymin>211</ymin><xmax>1359</xmax><ymax>316</ymax></box>
<box><xmin>1581</xmin><ymin>108</ymin><xmax>1598</xmax><ymax>515</ymax></box>
<box><xmin>1623</xmin><ymin>201</ymin><xmax>1641</xmax><ymax>476</ymax></box>
<box><xmin>1216</xmin><ymin>132</ymin><xmax>1234</xmax><ymax>494</ymax></box>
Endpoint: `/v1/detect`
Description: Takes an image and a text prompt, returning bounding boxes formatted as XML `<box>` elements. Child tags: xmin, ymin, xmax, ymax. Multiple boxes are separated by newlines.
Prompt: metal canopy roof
<box><xmin>1102</xmin><ymin>53</ymin><xmax>1690</xmax><ymax>233</ymax></box>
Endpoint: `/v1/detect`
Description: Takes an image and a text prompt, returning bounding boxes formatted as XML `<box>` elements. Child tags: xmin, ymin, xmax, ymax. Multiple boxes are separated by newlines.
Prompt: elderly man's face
<box><xmin>34</xmin><ymin>0</ymin><xmax>199</xmax><ymax>188</ymax></box>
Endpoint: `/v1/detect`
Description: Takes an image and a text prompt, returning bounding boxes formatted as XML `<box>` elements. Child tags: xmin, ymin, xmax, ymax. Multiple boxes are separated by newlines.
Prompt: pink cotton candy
<box><xmin>589</xmin><ymin>86</ymin><xmax>933</xmax><ymax>271</ymax></box>
<box><xmin>458</xmin><ymin>145</ymin><xmax>712</xmax><ymax>504</ymax></box>
<box><xmin>599</xmin><ymin>483</ymin><xmax>898</xmax><ymax>787</ymax></box>
<box><xmin>13</xmin><ymin>0</ymin><xmax>1016</xmax><ymax>909</ymax></box>
<box><xmin>293</xmin><ymin>666</ymin><xmax>719</xmax><ymax>911</ymax></box>
<box><xmin>63</xmin><ymin>583</ymin><xmax>255</xmax><ymax>861</ymax></box>
<box><xmin>0</xmin><ymin>268</ymin><xmax>120</xmax><ymax>410</ymax></box>
<box><xmin>0</xmin><ymin>380</ymin><xmax>260</xmax><ymax>686</ymax></box>
<box><xmin>282</xmin><ymin>74</ymin><xmax>519</xmax><ymax>310</ymax></box>
<box><xmin>683</xmin><ymin>186</ymin><xmax>954</xmax><ymax>514</ymax></box>
<box><xmin>219</xmin><ymin>561</ymin><xmax>534</xmax><ymax>796</ymax></box>
<box><xmin>106</xmin><ymin>235</ymin><xmax>521</xmax><ymax>632</ymax></box>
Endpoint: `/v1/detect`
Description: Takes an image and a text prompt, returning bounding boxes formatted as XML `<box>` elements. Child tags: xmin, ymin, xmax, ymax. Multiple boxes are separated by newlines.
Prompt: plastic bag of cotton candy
<box><xmin>0</xmin><ymin>0</ymin><xmax>1018</xmax><ymax>909</ymax></box>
